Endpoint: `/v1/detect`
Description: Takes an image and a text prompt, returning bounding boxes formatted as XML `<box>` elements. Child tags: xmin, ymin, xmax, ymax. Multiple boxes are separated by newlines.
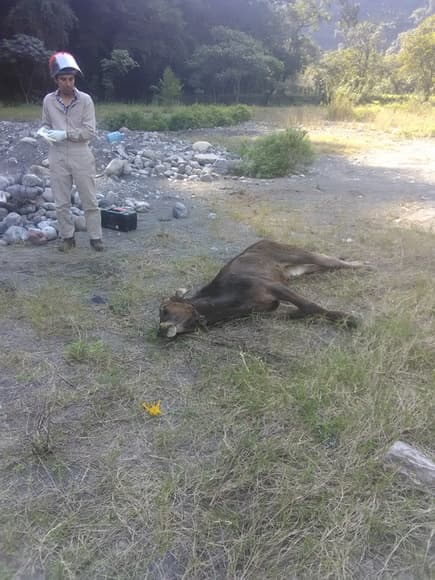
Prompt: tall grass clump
<box><xmin>235</xmin><ymin>128</ymin><xmax>314</xmax><ymax>178</ymax></box>
<box><xmin>326</xmin><ymin>93</ymin><xmax>357</xmax><ymax>121</ymax></box>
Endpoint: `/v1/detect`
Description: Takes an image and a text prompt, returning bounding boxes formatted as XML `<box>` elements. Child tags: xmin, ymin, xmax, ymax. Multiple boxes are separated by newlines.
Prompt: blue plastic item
<box><xmin>106</xmin><ymin>131</ymin><xmax>122</xmax><ymax>144</ymax></box>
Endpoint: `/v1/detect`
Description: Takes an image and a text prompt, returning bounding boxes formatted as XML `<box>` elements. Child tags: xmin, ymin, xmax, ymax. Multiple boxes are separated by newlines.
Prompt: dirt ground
<box><xmin>1</xmin><ymin>122</ymin><xmax>435</xmax><ymax>578</ymax></box>
<box><xmin>2</xmin><ymin>123</ymin><xmax>435</xmax><ymax>288</ymax></box>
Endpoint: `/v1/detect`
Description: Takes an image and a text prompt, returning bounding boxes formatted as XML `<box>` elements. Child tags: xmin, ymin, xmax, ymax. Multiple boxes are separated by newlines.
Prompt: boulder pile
<box><xmin>0</xmin><ymin>122</ymin><xmax>241</xmax><ymax>247</ymax></box>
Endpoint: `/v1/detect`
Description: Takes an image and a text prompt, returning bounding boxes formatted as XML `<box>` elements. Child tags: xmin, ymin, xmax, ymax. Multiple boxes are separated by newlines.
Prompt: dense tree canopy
<box><xmin>0</xmin><ymin>0</ymin><xmax>327</xmax><ymax>102</ymax></box>
<box><xmin>0</xmin><ymin>0</ymin><xmax>433</xmax><ymax>103</ymax></box>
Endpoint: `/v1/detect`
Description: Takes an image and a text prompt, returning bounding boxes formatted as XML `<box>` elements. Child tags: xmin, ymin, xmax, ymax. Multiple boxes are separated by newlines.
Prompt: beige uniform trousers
<box><xmin>48</xmin><ymin>141</ymin><xmax>102</xmax><ymax>240</ymax></box>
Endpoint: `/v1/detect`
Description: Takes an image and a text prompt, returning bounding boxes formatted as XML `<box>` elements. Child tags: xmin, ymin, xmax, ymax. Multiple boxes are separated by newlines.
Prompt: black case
<box><xmin>101</xmin><ymin>207</ymin><xmax>138</xmax><ymax>232</ymax></box>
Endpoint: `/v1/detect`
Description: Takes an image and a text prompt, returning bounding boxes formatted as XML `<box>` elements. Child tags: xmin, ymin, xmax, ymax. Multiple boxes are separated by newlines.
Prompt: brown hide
<box><xmin>158</xmin><ymin>240</ymin><xmax>368</xmax><ymax>337</ymax></box>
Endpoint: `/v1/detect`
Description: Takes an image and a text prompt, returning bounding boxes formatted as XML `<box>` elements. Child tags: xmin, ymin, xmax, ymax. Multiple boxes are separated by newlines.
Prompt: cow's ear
<box><xmin>174</xmin><ymin>287</ymin><xmax>188</xmax><ymax>299</ymax></box>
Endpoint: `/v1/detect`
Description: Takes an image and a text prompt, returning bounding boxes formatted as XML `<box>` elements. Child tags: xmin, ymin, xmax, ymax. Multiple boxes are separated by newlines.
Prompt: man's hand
<box><xmin>46</xmin><ymin>130</ymin><xmax>67</xmax><ymax>142</ymax></box>
<box><xmin>37</xmin><ymin>126</ymin><xmax>56</xmax><ymax>144</ymax></box>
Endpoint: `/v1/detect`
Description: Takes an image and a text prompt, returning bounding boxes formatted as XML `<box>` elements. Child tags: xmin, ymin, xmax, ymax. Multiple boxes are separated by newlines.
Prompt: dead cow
<box><xmin>159</xmin><ymin>240</ymin><xmax>368</xmax><ymax>338</ymax></box>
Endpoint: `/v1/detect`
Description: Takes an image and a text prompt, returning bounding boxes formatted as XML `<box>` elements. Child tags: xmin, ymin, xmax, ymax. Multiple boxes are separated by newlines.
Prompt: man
<box><xmin>40</xmin><ymin>52</ymin><xmax>104</xmax><ymax>252</ymax></box>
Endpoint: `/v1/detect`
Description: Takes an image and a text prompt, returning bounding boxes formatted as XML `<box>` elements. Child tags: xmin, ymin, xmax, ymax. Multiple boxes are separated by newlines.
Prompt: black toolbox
<box><xmin>101</xmin><ymin>207</ymin><xmax>137</xmax><ymax>232</ymax></box>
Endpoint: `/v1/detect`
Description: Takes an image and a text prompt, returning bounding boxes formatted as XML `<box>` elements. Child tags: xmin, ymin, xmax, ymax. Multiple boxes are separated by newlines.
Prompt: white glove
<box><xmin>37</xmin><ymin>126</ymin><xmax>56</xmax><ymax>144</ymax></box>
<box><xmin>45</xmin><ymin>129</ymin><xmax>67</xmax><ymax>142</ymax></box>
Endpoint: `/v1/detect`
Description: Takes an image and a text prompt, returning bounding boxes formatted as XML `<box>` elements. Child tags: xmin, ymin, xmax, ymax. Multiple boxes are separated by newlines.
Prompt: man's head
<box><xmin>49</xmin><ymin>52</ymin><xmax>82</xmax><ymax>86</ymax></box>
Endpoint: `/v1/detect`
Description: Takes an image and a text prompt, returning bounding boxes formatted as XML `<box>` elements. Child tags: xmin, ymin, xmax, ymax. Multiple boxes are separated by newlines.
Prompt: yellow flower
<box><xmin>142</xmin><ymin>400</ymin><xmax>162</xmax><ymax>417</ymax></box>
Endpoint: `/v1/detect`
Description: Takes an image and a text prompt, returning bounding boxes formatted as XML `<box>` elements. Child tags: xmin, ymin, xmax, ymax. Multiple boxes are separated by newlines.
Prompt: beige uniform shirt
<box><xmin>42</xmin><ymin>89</ymin><xmax>96</xmax><ymax>143</ymax></box>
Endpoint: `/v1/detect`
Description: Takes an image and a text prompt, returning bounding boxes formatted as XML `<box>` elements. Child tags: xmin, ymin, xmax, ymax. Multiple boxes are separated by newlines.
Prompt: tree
<box><xmin>108</xmin><ymin>0</ymin><xmax>189</xmax><ymax>100</ymax></box>
<box><xmin>5</xmin><ymin>0</ymin><xmax>77</xmax><ymax>50</ymax></box>
<box><xmin>100</xmin><ymin>49</ymin><xmax>138</xmax><ymax>100</ymax></box>
<box><xmin>0</xmin><ymin>34</ymin><xmax>49</xmax><ymax>102</ymax></box>
<box><xmin>155</xmin><ymin>67</ymin><xmax>183</xmax><ymax>105</ymax></box>
<box><xmin>398</xmin><ymin>15</ymin><xmax>435</xmax><ymax>100</ymax></box>
<box><xmin>311</xmin><ymin>20</ymin><xmax>386</xmax><ymax>102</ymax></box>
<box><xmin>189</xmin><ymin>26</ymin><xmax>284</xmax><ymax>102</ymax></box>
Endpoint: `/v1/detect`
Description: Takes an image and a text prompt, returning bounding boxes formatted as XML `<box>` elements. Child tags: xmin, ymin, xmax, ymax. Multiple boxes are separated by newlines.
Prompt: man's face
<box><xmin>55</xmin><ymin>74</ymin><xmax>76</xmax><ymax>96</ymax></box>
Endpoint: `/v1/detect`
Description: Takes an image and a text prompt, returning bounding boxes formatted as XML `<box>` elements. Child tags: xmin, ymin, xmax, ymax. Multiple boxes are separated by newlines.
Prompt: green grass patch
<box><xmin>64</xmin><ymin>339</ymin><xmax>111</xmax><ymax>364</ymax></box>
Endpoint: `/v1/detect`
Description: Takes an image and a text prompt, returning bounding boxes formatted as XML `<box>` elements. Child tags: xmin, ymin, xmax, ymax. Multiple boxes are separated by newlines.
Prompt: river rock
<box><xmin>4</xmin><ymin>212</ymin><xmax>22</xmax><ymax>228</ymax></box>
<box><xmin>4</xmin><ymin>225</ymin><xmax>30</xmax><ymax>244</ymax></box>
<box><xmin>22</xmin><ymin>174</ymin><xmax>44</xmax><ymax>188</ymax></box>
<box><xmin>192</xmin><ymin>141</ymin><xmax>212</xmax><ymax>153</ymax></box>
<box><xmin>173</xmin><ymin>202</ymin><xmax>188</xmax><ymax>218</ymax></box>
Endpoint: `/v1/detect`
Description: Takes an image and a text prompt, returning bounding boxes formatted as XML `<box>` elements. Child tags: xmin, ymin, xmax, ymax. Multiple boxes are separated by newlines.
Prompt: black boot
<box><xmin>58</xmin><ymin>237</ymin><xmax>76</xmax><ymax>252</ymax></box>
<box><xmin>90</xmin><ymin>239</ymin><xmax>104</xmax><ymax>252</ymax></box>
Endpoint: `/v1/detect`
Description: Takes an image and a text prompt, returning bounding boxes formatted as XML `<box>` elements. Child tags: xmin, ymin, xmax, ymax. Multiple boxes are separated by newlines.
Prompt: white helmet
<box><xmin>49</xmin><ymin>52</ymin><xmax>82</xmax><ymax>78</ymax></box>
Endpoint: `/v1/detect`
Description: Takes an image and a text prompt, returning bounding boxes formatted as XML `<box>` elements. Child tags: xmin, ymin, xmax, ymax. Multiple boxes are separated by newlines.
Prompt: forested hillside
<box><xmin>316</xmin><ymin>0</ymin><xmax>433</xmax><ymax>48</ymax></box>
<box><xmin>0</xmin><ymin>0</ymin><xmax>433</xmax><ymax>104</ymax></box>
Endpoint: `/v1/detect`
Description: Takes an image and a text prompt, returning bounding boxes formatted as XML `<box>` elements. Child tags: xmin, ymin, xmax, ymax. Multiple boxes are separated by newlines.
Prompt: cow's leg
<box><xmin>269</xmin><ymin>283</ymin><xmax>358</xmax><ymax>327</ymax></box>
<box><xmin>285</xmin><ymin>259</ymin><xmax>365</xmax><ymax>277</ymax></box>
<box><xmin>305</xmin><ymin>251</ymin><xmax>367</xmax><ymax>270</ymax></box>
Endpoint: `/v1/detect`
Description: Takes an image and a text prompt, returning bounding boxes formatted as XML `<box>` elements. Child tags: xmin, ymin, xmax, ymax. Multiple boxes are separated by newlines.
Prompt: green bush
<box><xmin>102</xmin><ymin>104</ymin><xmax>252</xmax><ymax>132</ymax></box>
<box><xmin>144</xmin><ymin>112</ymin><xmax>170</xmax><ymax>131</ymax></box>
<box><xmin>104</xmin><ymin>111</ymin><xmax>131</xmax><ymax>131</ymax></box>
<box><xmin>234</xmin><ymin>128</ymin><xmax>314</xmax><ymax>178</ymax></box>
<box><xmin>167</xmin><ymin>108</ymin><xmax>200</xmax><ymax>130</ymax></box>
<box><xmin>231</xmin><ymin>104</ymin><xmax>252</xmax><ymax>123</ymax></box>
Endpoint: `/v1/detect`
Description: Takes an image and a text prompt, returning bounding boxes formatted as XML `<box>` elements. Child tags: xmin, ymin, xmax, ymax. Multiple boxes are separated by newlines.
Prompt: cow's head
<box><xmin>158</xmin><ymin>293</ymin><xmax>206</xmax><ymax>338</ymax></box>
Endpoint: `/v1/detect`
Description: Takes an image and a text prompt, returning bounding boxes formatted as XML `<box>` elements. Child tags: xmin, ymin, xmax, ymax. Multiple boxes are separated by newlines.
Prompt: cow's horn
<box><xmin>175</xmin><ymin>287</ymin><xmax>188</xmax><ymax>298</ymax></box>
<box><xmin>166</xmin><ymin>325</ymin><xmax>177</xmax><ymax>338</ymax></box>
<box><xmin>159</xmin><ymin>321</ymin><xmax>178</xmax><ymax>338</ymax></box>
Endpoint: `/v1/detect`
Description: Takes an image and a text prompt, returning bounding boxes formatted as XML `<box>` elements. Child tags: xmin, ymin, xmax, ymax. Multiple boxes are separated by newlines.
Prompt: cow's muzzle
<box><xmin>158</xmin><ymin>322</ymin><xmax>178</xmax><ymax>338</ymax></box>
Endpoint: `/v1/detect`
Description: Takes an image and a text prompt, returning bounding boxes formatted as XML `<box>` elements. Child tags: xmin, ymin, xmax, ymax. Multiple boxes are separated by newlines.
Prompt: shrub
<box><xmin>102</xmin><ymin>104</ymin><xmax>252</xmax><ymax>132</ymax></box>
<box><xmin>231</xmin><ymin>104</ymin><xmax>251</xmax><ymax>123</ymax></box>
<box><xmin>167</xmin><ymin>108</ymin><xmax>200</xmax><ymax>130</ymax></box>
<box><xmin>234</xmin><ymin>128</ymin><xmax>314</xmax><ymax>178</ymax></box>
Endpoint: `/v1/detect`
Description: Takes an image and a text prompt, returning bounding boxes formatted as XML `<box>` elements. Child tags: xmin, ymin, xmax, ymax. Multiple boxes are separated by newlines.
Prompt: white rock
<box><xmin>385</xmin><ymin>441</ymin><xmax>435</xmax><ymax>491</ymax></box>
<box><xmin>41</xmin><ymin>225</ymin><xmax>58</xmax><ymax>240</ymax></box>
<box><xmin>103</xmin><ymin>158</ymin><xmax>129</xmax><ymax>177</ymax></box>
<box><xmin>192</xmin><ymin>141</ymin><xmax>212</xmax><ymax>153</ymax></box>
<box><xmin>134</xmin><ymin>201</ymin><xmax>151</xmax><ymax>212</ymax></box>
<box><xmin>74</xmin><ymin>215</ymin><xmax>87</xmax><ymax>231</ymax></box>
